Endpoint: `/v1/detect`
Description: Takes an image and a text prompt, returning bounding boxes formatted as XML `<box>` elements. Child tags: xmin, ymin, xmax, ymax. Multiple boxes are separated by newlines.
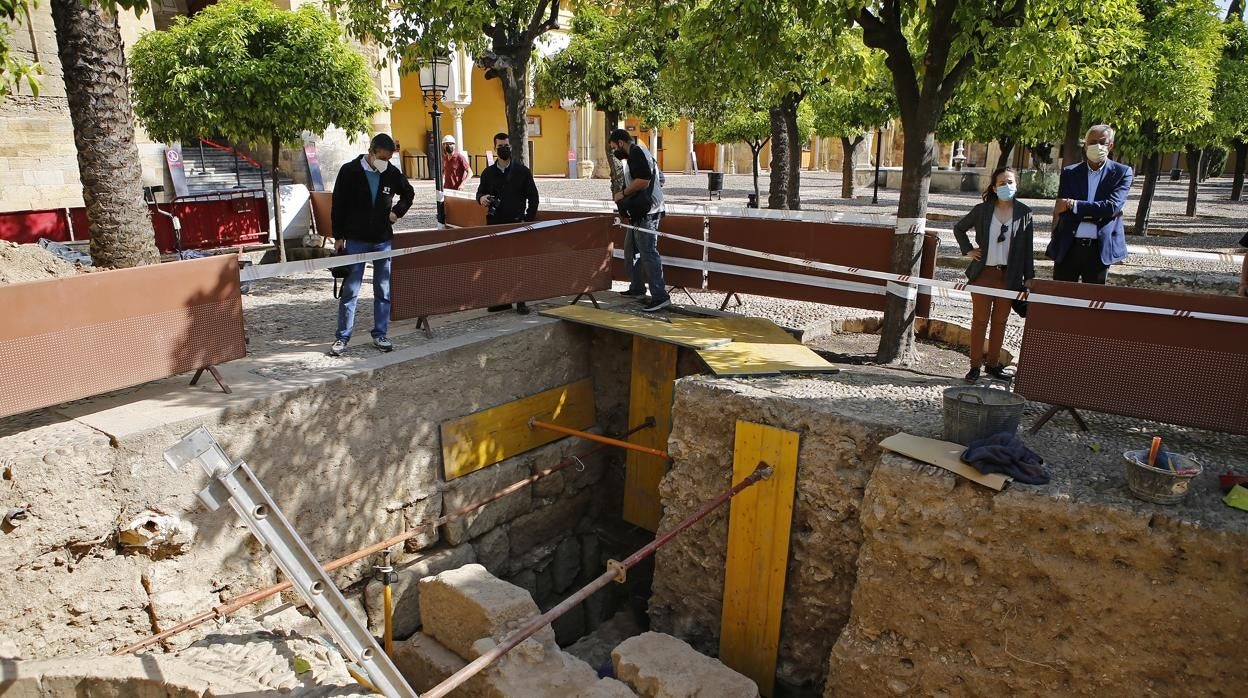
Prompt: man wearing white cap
<box><xmin>442</xmin><ymin>135</ymin><xmax>472</xmax><ymax>191</ymax></box>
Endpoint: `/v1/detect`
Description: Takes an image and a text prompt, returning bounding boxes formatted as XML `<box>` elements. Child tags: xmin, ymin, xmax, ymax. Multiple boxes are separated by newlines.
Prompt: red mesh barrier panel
<box><xmin>1015</xmin><ymin>280</ymin><xmax>1248</xmax><ymax>434</ymax></box>
<box><xmin>389</xmin><ymin>217</ymin><xmax>614</xmax><ymax>321</ymax></box>
<box><xmin>0</xmin><ymin>255</ymin><xmax>246</xmax><ymax>419</ymax></box>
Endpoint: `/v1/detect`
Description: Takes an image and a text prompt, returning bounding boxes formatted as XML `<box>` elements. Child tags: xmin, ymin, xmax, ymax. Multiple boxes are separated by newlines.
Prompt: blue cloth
<box><xmin>335</xmin><ymin>239</ymin><xmax>391</xmax><ymax>342</ymax></box>
<box><xmin>38</xmin><ymin>238</ymin><xmax>91</xmax><ymax>265</ymax></box>
<box><xmin>961</xmin><ymin>432</ymin><xmax>1050</xmax><ymax>485</ymax></box>
<box><xmin>624</xmin><ymin>213</ymin><xmax>669</xmax><ymax>304</ymax></box>
<box><xmin>364</xmin><ymin>166</ymin><xmax>381</xmax><ymax>204</ymax></box>
<box><xmin>1046</xmin><ymin>159</ymin><xmax>1133</xmax><ymax>267</ymax></box>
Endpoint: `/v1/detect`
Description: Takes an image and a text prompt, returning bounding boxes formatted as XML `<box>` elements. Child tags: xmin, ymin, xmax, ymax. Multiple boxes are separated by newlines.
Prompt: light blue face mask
<box><xmin>995</xmin><ymin>184</ymin><xmax>1016</xmax><ymax>201</ymax></box>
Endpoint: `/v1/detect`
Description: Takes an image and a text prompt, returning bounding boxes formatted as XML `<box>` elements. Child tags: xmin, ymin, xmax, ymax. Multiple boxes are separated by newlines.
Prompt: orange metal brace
<box><xmin>528</xmin><ymin>418</ymin><xmax>668</xmax><ymax>459</ymax></box>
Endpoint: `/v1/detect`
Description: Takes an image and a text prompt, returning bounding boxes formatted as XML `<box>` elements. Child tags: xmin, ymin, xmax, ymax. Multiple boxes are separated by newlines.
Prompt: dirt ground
<box><xmin>806</xmin><ymin>331</ymin><xmax>982</xmax><ymax>380</ymax></box>
<box><xmin>0</xmin><ymin>240</ymin><xmax>77</xmax><ymax>284</ymax></box>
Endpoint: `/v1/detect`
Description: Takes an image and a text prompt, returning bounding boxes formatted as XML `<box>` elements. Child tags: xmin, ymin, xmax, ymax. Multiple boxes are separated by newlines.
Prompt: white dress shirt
<box><xmin>987</xmin><ymin>209</ymin><xmax>1013</xmax><ymax>266</ymax></box>
<box><xmin>1073</xmin><ymin>164</ymin><xmax>1106</xmax><ymax>239</ymax></box>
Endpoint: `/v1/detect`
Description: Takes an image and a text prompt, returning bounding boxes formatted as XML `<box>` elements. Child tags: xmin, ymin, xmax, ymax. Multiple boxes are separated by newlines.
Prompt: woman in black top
<box><xmin>952</xmin><ymin>167</ymin><xmax>1035</xmax><ymax>383</ymax></box>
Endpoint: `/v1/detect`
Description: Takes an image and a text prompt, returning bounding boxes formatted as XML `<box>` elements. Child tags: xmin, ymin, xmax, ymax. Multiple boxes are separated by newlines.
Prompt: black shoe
<box><xmin>964</xmin><ymin>366</ymin><xmax>981</xmax><ymax>383</ymax></box>
<box><xmin>515</xmin><ymin>302</ymin><xmax>531</xmax><ymax>315</ymax></box>
<box><xmin>619</xmin><ymin>289</ymin><xmax>646</xmax><ymax>298</ymax></box>
<box><xmin>986</xmin><ymin>364</ymin><xmax>1015</xmax><ymax>380</ymax></box>
<box><xmin>487</xmin><ymin>304</ymin><xmax>510</xmax><ymax>312</ymax></box>
<box><xmin>642</xmin><ymin>298</ymin><xmax>672</xmax><ymax>313</ymax></box>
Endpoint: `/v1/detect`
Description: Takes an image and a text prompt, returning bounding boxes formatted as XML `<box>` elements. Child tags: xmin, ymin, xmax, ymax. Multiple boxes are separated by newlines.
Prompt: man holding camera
<box><xmin>476</xmin><ymin>131</ymin><xmax>539</xmax><ymax>313</ymax></box>
<box><xmin>610</xmin><ymin>128</ymin><xmax>669</xmax><ymax>312</ymax></box>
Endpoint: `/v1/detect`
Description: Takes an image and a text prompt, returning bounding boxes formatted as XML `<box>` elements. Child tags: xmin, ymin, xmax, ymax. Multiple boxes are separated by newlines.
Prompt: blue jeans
<box><xmin>624</xmin><ymin>214</ymin><xmax>668</xmax><ymax>303</ymax></box>
<box><xmin>336</xmin><ymin>239</ymin><xmax>391</xmax><ymax>342</ymax></box>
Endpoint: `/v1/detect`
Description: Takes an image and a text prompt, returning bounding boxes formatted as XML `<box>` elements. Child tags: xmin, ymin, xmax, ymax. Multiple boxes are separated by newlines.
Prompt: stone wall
<box><xmin>0</xmin><ymin>5</ymin><xmax>167</xmax><ymax>213</ymax></box>
<box><xmin>649</xmin><ymin>372</ymin><xmax>1248</xmax><ymax>695</ymax></box>
<box><xmin>826</xmin><ymin>453</ymin><xmax>1248</xmax><ymax>696</ymax></box>
<box><xmin>0</xmin><ymin>321</ymin><xmax>630</xmax><ymax>658</ymax></box>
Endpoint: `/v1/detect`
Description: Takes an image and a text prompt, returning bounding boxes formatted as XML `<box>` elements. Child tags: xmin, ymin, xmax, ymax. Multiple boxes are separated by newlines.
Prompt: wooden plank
<box><xmin>539</xmin><ymin>305</ymin><xmax>732</xmax><ymax>349</ymax></box>
<box><xmin>672</xmin><ymin>316</ymin><xmax>839</xmax><ymax>377</ymax></box>
<box><xmin>719</xmin><ymin>420</ymin><xmax>800</xmax><ymax>697</ymax></box>
<box><xmin>879</xmin><ymin>432</ymin><xmax>1010</xmax><ymax>491</ymax></box>
<box><xmin>622</xmin><ymin>336</ymin><xmax>677</xmax><ymax>531</ymax></box>
<box><xmin>440</xmin><ymin>378</ymin><xmax>596</xmax><ymax>480</ymax></box>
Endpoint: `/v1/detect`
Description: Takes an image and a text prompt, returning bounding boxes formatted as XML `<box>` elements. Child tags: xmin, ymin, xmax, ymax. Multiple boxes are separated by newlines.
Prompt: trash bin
<box><xmin>707</xmin><ymin>171</ymin><xmax>724</xmax><ymax>200</ymax></box>
<box><xmin>747</xmin><ymin>194</ymin><xmax>759</xmax><ymax>209</ymax></box>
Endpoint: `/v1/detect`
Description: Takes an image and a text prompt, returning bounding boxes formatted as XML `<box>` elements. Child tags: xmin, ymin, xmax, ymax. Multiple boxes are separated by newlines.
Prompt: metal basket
<box><xmin>942</xmin><ymin>386</ymin><xmax>1026</xmax><ymax>446</ymax></box>
<box><xmin>1123</xmin><ymin>450</ymin><xmax>1202</xmax><ymax>504</ymax></box>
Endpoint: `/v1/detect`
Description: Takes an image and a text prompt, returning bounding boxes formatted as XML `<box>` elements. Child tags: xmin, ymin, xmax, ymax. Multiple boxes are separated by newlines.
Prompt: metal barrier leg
<box><xmin>417</xmin><ymin>316</ymin><xmax>432</xmax><ymax>338</ymax></box>
<box><xmin>571</xmin><ymin>292</ymin><xmax>600</xmax><ymax>308</ymax></box>
<box><xmin>718</xmin><ymin>292</ymin><xmax>742</xmax><ymax>311</ymax></box>
<box><xmin>190</xmin><ymin>366</ymin><xmax>232</xmax><ymax>394</ymax></box>
<box><xmin>1029</xmin><ymin>405</ymin><xmax>1089</xmax><ymax>434</ymax></box>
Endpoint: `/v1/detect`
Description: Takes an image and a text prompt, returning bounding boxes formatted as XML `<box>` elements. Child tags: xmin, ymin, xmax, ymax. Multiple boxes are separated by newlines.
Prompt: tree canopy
<box><xmin>129</xmin><ymin>0</ymin><xmax>378</xmax><ymax>146</ymax></box>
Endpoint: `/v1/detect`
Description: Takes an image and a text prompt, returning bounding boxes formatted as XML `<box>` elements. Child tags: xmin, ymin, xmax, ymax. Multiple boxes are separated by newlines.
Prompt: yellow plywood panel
<box><xmin>440</xmin><ymin>378</ymin><xmax>596</xmax><ymax>480</ymax></box>
<box><xmin>719</xmin><ymin>420</ymin><xmax>800</xmax><ymax>697</ymax></box>
<box><xmin>539</xmin><ymin>305</ymin><xmax>732</xmax><ymax>349</ymax></box>
<box><xmin>670</xmin><ymin>316</ymin><xmax>839</xmax><ymax>377</ymax></box>
<box><xmin>622</xmin><ymin>337</ymin><xmax>677</xmax><ymax>531</ymax></box>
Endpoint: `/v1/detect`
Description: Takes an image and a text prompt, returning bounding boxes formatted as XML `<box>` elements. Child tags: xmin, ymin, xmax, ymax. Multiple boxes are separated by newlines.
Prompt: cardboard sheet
<box><xmin>879</xmin><ymin>432</ymin><xmax>1011</xmax><ymax>491</ymax></box>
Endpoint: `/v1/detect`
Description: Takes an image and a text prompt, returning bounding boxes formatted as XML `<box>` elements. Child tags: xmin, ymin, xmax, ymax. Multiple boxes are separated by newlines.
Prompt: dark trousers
<box><xmin>1054</xmin><ymin>240</ymin><xmax>1109</xmax><ymax>284</ymax></box>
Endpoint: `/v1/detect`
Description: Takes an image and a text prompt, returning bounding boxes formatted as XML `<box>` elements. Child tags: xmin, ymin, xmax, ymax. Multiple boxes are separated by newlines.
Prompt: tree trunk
<box><xmin>767</xmin><ymin>104</ymin><xmax>790</xmax><ymax>209</ymax></box>
<box><xmin>1199</xmin><ymin>146</ymin><xmax>1214</xmax><ymax>182</ymax></box>
<box><xmin>605</xmin><ymin>109</ymin><xmax>624</xmax><ymax>193</ymax></box>
<box><xmin>1229</xmin><ymin>0</ymin><xmax>1244</xmax><ymax>22</ymax></box>
<box><xmin>272</xmin><ymin>135</ymin><xmax>286</xmax><ymax>262</ymax></box>
<box><xmin>751</xmin><ymin>141</ymin><xmax>763</xmax><ymax>203</ymax></box>
<box><xmin>497</xmin><ymin>51</ymin><xmax>531</xmax><ymax>169</ymax></box>
<box><xmin>1185</xmin><ymin>144</ymin><xmax>1202</xmax><ymax>217</ymax></box>
<box><xmin>995</xmin><ymin>136</ymin><xmax>1015</xmax><ymax>171</ymax></box>
<box><xmin>876</xmin><ymin>124</ymin><xmax>933</xmax><ymax>364</ymax></box>
<box><xmin>1133</xmin><ymin>121</ymin><xmax>1161</xmax><ymax>236</ymax></box>
<box><xmin>1061</xmin><ymin>95</ymin><xmax>1083</xmax><ymax>167</ymax></box>
<box><xmin>50</xmin><ymin>0</ymin><xmax>159</xmax><ymax>268</ymax></box>
<box><xmin>785</xmin><ymin>96</ymin><xmax>802</xmax><ymax>210</ymax></box>
<box><xmin>840</xmin><ymin>135</ymin><xmax>866</xmax><ymax>198</ymax></box>
<box><xmin>1232</xmin><ymin>139</ymin><xmax>1247</xmax><ymax>201</ymax></box>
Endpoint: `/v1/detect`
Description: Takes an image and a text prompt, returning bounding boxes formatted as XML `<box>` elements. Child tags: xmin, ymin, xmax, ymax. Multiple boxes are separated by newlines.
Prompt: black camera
<box><xmin>486</xmin><ymin>195</ymin><xmax>500</xmax><ymax>219</ymax></box>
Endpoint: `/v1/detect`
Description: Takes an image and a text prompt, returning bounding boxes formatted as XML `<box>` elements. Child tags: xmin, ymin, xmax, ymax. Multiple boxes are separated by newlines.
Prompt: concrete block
<box><xmin>392</xmin><ymin>632</ymin><xmax>468</xmax><ymax>693</ymax></box>
<box><xmin>401</xmin><ymin>491</ymin><xmax>443</xmax><ymax>552</ymax></box>
<box><xmin>442</xmin><ymin>460</ymin><xmax>532</xmax><ymax>546</ymax></box>
<box><xmin>577</xmin><ymin>678</ymin><xmax>639</xmax><ymax>697</ymax></box>
<box><xmin>613</xmin><ymin>632</ymin><xmax>760</xmax><ymax>698</ymax></box>
<box><xmin>508</xmin><ymin>489</ymin><xmax>592</xmax><ymax>556</ymax></box>
<box><xmin>471</xmin><ymin>526</ymin><xmax>510</xmax><ymax>577</ymax></box>
<box><xmin>418</xmin><ymin>563</ymin><xmax>555</xmax><ymax>662</ymax></box>
<box><xmin>142</xmin><ymin>561</ymin><xmax>216</xmax><ymax>632</ymax></box>
<box><xmin>364</xmin><ymin>544</ymin><xmax>475</xmax><ymax>639</ymax></box>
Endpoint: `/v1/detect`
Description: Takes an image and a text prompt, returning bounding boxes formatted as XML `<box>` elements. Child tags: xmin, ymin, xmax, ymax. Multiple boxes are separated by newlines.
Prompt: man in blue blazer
<box><xmin>1047</xmin><ymin>125</ymin><xmax>1133</xmax><ymax>284</ymax></box>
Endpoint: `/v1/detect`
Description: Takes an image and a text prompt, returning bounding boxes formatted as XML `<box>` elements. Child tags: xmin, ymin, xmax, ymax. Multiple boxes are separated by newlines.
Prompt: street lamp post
<box><xmin>419</xmin><ymin>55</ymin><xmax>452</xmax><ymax>225</ymax></box>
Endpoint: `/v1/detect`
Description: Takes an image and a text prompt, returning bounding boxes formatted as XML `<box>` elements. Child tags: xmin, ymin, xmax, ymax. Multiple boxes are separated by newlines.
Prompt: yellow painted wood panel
<box><xmin>440</xmin><ymin>378</ymin><xmax>596</xmax><ymax>480</ymax></box>
<box><xmin>719</xmin><ymin>420</ymin><xmax>800</xmax><ymax>697</ymax></box>
<box><xmin>539</xmin><ymin>305</ymin><xmax>732</xmax><ymax>349</ymax></box>
<box><xmin>670</xmin><ymin>316</ymin><xmax>839</xmax><ymax>377</ymax></box>
<box><xmin>622</xmin><ymin>336</ymin><xmax>677</xmax><ymax>531</ymax></box>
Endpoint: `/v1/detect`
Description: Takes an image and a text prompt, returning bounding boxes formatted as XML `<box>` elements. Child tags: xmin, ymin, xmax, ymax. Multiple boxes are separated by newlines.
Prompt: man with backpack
<box><xmin>609</xmin><ymin>128</ymin><xmax>669</xmax><ymax>312</ymax></box>
<box><xmin>328</xmin><ymin>133</ymin><xmax>415</xmax><ymax>356</ymax></box>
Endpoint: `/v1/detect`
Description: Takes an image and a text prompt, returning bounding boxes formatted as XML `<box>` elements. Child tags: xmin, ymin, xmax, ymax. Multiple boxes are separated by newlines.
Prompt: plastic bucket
<box><xmin>942</xmin><ymin>386</ymin><xmax>1026</xmax><ymax>445</ymax></box>
<box><xmin>1123</xmin><ymin>450</ymin><xmax>1202</xmax><ymax>504</ymax></box>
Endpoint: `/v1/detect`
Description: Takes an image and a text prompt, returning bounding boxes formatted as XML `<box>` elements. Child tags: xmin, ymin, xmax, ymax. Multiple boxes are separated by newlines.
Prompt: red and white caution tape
<box><xmin>617</xmin><ymin>221</ymin><xmax>1248</xmax><ymax>326</ymax></box>
<box><xmin>239</xmin><ymin>218</ymin><xmax>592</xmax><ymax>282</ymax></box>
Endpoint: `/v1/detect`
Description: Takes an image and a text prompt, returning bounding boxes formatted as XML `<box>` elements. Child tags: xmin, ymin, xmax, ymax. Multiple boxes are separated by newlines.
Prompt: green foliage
<box><xmin>535</xmin><ymin>1</ymin><xmax>677</xmax><ymax>127</ymax></box>
<box><xmin>808</xmin><ymin>59</ymin><xmax>895</xmax><ymax>139</ymax></box>
<box><xmin>1209</xmin><ymin>18</ymin><xmax>1248</xmax><ymax>143</ymax></box>
<box><xmin>697</xmin><ymin>100</ymin><xmax>771</xmax><ymax>147</ymax></box>
<box><xmin>129</xmin><ymin>0</ymin><xmax>378</xmax><ymax>146</ymax></box>
<box><xmin>1090</xmin><ymin>0</ymin><xmax>1226</xmax><ymax>155</ymax></box>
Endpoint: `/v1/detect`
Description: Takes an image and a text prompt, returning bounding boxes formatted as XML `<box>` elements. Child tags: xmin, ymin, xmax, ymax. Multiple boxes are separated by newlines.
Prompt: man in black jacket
<box><xmin>329</xmin><ymin>133</ymin><xmax>415</xmax><ymax>356</ymax></box>
<box><xmin>475</xmin><ymin>132</ymin><xmax>539</xmax><ymax>313</ymax></box>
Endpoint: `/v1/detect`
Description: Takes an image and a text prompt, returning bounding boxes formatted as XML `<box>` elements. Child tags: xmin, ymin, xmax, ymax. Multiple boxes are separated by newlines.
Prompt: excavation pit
<box><xmin>1</xmin><ymin>292</ymin><xmax>1246</xmax><ymax>696</ymax></box>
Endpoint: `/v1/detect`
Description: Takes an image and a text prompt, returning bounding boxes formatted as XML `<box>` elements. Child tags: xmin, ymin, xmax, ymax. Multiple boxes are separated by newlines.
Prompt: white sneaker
<box><xmin>329</xmin><ymin>339</ymin><xmax>347</xmax><ymax>356</ymax></box>
<box><xmin>373</xmin><ymin>336</ymin><xmax>394</xmax><ymax>352</ymax></box>
<box><xmin>642</xmin><ymin>298</ymin><xmax>671</xmax><ymax>313</ymax></box>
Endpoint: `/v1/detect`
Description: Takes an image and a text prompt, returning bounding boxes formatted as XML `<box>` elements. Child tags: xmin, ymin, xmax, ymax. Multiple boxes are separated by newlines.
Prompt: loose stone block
<box><xmin>419</xmin><ymin>563</ymin><xmax>555</xmax><ymax>662</ymax></box>
<box><xmin>613</xmin><ymin>632</ymin><xmax>760</xmax><ymax>698</ymax></box>
<box><xmin>365</xmin><ymin>544</ymin><xmax>476</xmax><ymax>639</ymax></box>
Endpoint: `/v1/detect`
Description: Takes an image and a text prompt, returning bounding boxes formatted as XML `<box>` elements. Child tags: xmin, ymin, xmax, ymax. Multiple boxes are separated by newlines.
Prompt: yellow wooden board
<box><xmin>879</xmin><ymin>432</ymin><xmax>1010</xmax><ymax>491</ymax></box>
<box><xmin>440</xmin><ymin>378</ymin><xmax>596</xmax><ymax>480</ymax></box>
<box><xmin>671</xmin><ymin>316</ymin><xmax>839</xmax><ymax>377</ymax></box>
<box><xmin>719</xmin><ymin>420</ymin><xmax>800</xmax><ymax>697</ymax></box>
<box><xmin>622</xmin><ymin>336</ymin><xmax>677</xmax><ymax>531</ymax></box>
<box><xmin>539</xmin><ymin>305</ymin><xmax>732</xmax><ymax>349</ymax></box>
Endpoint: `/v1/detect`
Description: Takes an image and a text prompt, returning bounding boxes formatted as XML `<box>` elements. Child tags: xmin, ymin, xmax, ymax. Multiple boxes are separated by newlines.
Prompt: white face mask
<box><xmin>1085</xmin><ymin>143</ymin><xmax>1109</xmax><ymax>165</ymax></box>
<box><xmin>371</xmin><ymin>156</ymin><xmax>388</xmax><ymax>172</ymax></box>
